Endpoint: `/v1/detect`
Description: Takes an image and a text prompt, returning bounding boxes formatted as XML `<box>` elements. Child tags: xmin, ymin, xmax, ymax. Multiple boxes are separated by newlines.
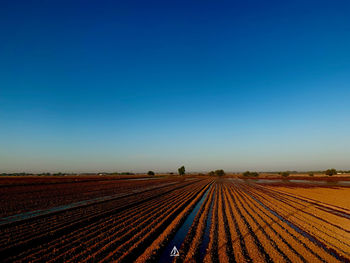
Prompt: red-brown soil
<box><xmin>0</xmin><ymin>176</ymin><xmax>349</xmax><ymax>262</ymax></box>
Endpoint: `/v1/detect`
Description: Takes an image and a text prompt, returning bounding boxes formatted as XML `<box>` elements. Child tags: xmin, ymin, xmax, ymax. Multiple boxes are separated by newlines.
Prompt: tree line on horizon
<box><xmin>0</xmin><ymin>168</ymin><xmax>348</xmax><ymax>177</ymax></box>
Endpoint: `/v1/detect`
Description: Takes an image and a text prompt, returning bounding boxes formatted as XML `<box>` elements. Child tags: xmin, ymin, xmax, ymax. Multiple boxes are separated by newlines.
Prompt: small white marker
<box><xmin>170</xmin><ymin>246</ymin><xmax>180</xmax><ymax>257</ymax></box>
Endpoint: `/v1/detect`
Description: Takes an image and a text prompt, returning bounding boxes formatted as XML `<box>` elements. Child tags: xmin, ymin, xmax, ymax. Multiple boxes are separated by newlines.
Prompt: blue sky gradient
<box><xmin>1</xmin><ymin>0</ymin><xmax>350</xmax><ymax>172</ymax></box>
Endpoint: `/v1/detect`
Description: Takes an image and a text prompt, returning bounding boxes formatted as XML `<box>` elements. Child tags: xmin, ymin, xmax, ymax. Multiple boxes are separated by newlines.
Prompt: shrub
<box><xmin>280</xmin><ymin>171</ymin><xmax>290</xmax><ymax>177</ymax></box>
<box><xmin>215</xmin><ymin>169</ymin><xmax>225</xmax><ymax>177</ymax></box>
<box><xmin>309</xmin><ymin>173</ymin><xmax>314</xmax><ymax>177</ymax></box>
<box><xmin>243</xmin><ymin>171</ymin><xmax>251</xmax><ymax>177</ymax></box>
<box><xmin>242</xmin><ymin>171</ymin><xmax>259</xmax><ymax>177</ymax></box>
<box><xmin>147</xmin><ymin>171</ymin><xmax>155</xmax><ymax>176</ymax></box>
<box><xmin>325</xmin><ymin>168</ymin><xmax>337</xmax><ymax>176</ymax></box>
<box><xmin>208</xmin><ymin>171</ymin><xmax>215</xmax><ymax>176</ymax></box>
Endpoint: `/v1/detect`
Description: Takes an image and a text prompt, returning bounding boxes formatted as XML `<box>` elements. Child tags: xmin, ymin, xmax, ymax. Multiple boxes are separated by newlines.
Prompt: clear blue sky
<box><xmin>1</xmin><ymin>0</ymin><xmax>350</xmax><ymax>173</ymax></box>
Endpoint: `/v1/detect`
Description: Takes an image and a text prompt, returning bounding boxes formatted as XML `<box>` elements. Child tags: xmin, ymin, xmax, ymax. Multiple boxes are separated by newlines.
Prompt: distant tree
<box><xmin>208</xmin><ymin>171</ymin><xmax>215</xmax><ymax>176</ymax></box>
<box><xmin>281</xmin><ymin>171</ymin><xmax>290</xmax><ymax>177</ymax></box>
<box><xmin>119</xmin><ymin>172</ymin><xmax>135</xmax><ymax>175</ymax></box>
<box><xmin>309</xmin><ymin>173</ymin><xmax>314</xmax><ymax>177</ymax></box>
<box><xmin>147</xmin><ymin>171</ymin><xmax>155</xmax><ymax>176</ymax></box>
<box><xmin>325</xmin><ymin>168</ymin><xmax>337</xmax><ymax>176</ymax></box>
<box><xmin>242</xmin><ymin>171</ymin><xmax>259</xmax><ymax>177</ymax></box>
<box><xmin>243</xmin><ymin>171</ymin><xmax>251</xmax><ymax>177</ymax></box>
<box><xmin>178</xmin><ymin>166</ymin><xmax>185</xmax><ymax>176</ymax></box>
<box><xmin>215</xmin><ymin>169</ymin><xmax>225</xmax><ymax>177</ymax></box>
<box><xmin>38</xmin><ymin>172</ymin><xmax>51</xmax><ymax>176</ymax></box>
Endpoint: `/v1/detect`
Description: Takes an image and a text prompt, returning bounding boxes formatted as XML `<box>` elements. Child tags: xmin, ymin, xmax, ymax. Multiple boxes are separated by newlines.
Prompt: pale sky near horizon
<box><xmin>1</xmin><ymin>0</ymin><xmax>350</xmax><ymax>173</ymax></box>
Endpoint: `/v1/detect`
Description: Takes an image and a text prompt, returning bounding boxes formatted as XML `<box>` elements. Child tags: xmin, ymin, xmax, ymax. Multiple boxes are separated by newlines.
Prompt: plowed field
<box><xmin>0</xmin><ymin>176</ymin><xmax>349</xmax><ymax>262</ymax></box>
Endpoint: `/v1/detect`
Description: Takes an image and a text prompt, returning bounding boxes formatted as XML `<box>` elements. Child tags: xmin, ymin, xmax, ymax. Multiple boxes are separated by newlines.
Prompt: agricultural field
<box><xmin>0</xmin><ymin>176</ymin><xmax>349</xmax><ymax>262</ymax></box>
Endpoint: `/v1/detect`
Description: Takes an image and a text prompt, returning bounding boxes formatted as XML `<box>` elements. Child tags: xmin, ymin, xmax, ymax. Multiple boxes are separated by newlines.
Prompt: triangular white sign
<box><xmin>170</xmin><ymin>246</ymin><xmax>180</xmax><ymax>257</ymax></box>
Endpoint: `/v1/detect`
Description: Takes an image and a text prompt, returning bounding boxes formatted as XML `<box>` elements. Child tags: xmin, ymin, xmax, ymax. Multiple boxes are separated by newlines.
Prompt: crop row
<box><xmin>174</xmin><ymin>184</ymin><xmax>216</xmax><ymax>262</ymax></box>
<box><xmin>0</xmin><ymin>178</ymin><xmax>208</xmax><ymax>262</ymax></box>
<box><xmin>242</xmin><ymin>183</ymin><xmax>350</xmax><ymax>261</ymax></box>
<box><xmin>0</xmin><ymin>177</ymin><xmax>181</xmax><ymax>217</ymax></box>
<box><xmin>227</xmin><ymin>180</ymin><xmax>350</xmax><ymax>262</ymax></box>
<box><xmin>177</xmin><ymin>180</ymin><xmax>350</xmax><ymax>263</ymax></box>
<box><xmin>15</xmin><ymin>182</ymin><xmax>195</xmax><ymax>262</ymax></box>
<box><xmin>2</xmin><ymin>178</ymin><xmax>349</xmax><ymax>263</ymax></box>
<box><xmin>1</xmin><ymin>180</ymin><xmax>182</xmax><ymax>249</ymax></box>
